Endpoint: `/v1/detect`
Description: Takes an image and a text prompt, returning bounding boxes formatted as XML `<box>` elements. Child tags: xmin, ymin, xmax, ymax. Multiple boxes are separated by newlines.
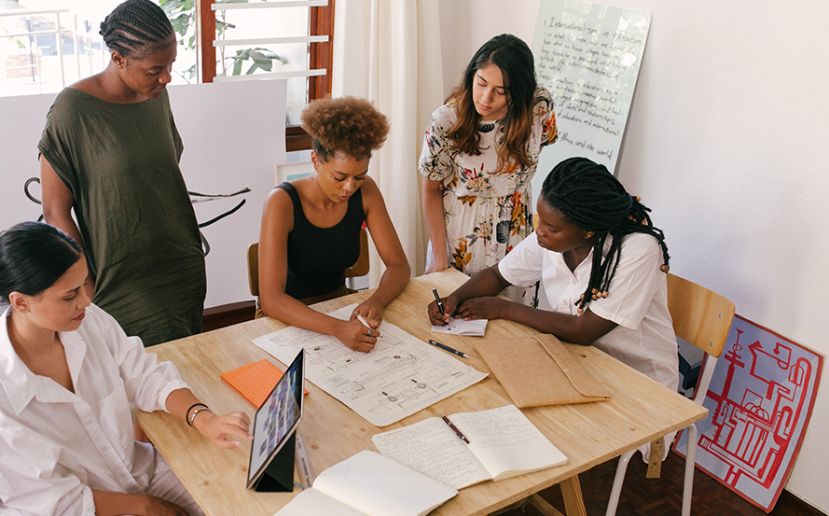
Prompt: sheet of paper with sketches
<box><xmin>431</xmin><ymin>317</ymin><xmax>488</xmax><ymax>337</ymax></box>
<box><xmin>253</xmin><ymin>305</ymin><xmax>487</xmax><ymax>427</ymax></box>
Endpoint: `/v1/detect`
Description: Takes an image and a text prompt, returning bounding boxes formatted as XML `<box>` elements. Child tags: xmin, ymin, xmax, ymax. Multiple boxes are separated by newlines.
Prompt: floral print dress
<box><xmin>419</xmin><ymin>87</ymin><xmax>558</xmax><ymax>276</ymax></box>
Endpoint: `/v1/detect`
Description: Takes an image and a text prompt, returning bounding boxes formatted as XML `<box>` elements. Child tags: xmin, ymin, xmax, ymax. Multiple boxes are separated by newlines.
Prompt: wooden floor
<box><xmin>503</xmin><ymin>451</ymin><xmax>824</xmax><ymax>516</ymax></box>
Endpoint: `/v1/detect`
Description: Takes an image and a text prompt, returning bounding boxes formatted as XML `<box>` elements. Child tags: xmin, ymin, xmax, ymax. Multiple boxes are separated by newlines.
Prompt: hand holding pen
<box><xmin>335</xmin><ymin>312</ymin><xmax>381</xmax><ymax>353</ymax></box>
<box><xmin>428</xmin><ymin>288</ymin><xmax>457</xmax><ymax>325</ymax></box>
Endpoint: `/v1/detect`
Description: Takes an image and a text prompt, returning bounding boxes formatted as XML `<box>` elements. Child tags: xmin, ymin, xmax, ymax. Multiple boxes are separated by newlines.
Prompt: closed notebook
<box><xmin>476</xmin><ymin>334</ymin><xmax>609</xmax><ymax>407</ymax></box>
<box><xmin>221</xmin><ymin>359</ymin><xmax>307</xmax><ymax>408</ymax></box>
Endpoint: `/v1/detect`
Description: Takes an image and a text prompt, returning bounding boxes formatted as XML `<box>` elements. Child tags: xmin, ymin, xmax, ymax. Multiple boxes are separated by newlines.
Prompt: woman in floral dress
<box><xmin>420</xmin><ymin>34</ymin><xmax>558</xmax><ymax>278</ymax></box>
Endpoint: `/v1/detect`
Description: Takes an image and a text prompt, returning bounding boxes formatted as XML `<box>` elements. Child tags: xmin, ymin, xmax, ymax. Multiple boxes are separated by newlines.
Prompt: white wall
<box><xmin>0</xmin><ymin>80</ymin><xmax>285</xmax><ymax>309</ymax></box>
<box><xmin>439</xmin><ymin>0</ymin><xmax>829</xmax><ymax>511</ymax></box>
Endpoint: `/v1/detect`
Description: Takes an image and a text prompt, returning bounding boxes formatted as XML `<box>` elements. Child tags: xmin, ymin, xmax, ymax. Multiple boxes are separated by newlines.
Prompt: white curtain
<box><xmin>333</xmin><ymin>0</ymin><xmax>444</xmax><ymax>285</ymax></box>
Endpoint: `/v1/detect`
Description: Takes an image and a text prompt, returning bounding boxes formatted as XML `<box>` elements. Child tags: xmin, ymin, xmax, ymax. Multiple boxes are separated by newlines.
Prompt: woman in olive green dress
<box><xmin>38</xmin><ymin>0</ymin><xmax>205</xmax><ymax>346</ymax></box>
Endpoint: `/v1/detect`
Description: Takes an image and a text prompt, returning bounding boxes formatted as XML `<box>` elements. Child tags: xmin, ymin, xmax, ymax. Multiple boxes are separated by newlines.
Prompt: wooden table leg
<box><xmin>529</xmin><ymin>493</ymin><xmax>565</xmax><ymax>516</ymax></box>
<box><xmin>560</xmin><ymin>475</ymin><xmax>587</xmax><ymax>516</ymax></box>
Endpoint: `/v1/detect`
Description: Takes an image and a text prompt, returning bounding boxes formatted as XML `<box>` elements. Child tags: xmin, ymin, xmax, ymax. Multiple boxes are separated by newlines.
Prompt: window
<box><xmin>199</xmin><ymin>0</ymin><xmax>335</xmax><ymax>151</ymax></box>
<box><xmin>0</xmin><ymin>0</ymin><xmax>335</xmax><ymax>150</ymax></box>
<box><xmin>0</xmin><ymin>5</ymin><xmax>108</xmax><ymax>97</ymax></box>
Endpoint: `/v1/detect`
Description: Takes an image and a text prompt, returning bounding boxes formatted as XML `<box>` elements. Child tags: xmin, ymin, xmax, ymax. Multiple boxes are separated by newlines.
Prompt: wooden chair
<box><xmin>605</xmin><ymin>273</ymin><xmax>735</xmax><ymax>516</ymax></box>
<box><xmin>247</xmin><ymin>226</ymin><xmax>370</xmax><ymax>297</ymax></box>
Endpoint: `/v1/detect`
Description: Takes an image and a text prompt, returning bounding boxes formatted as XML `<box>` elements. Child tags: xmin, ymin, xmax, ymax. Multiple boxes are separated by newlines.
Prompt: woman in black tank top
<box><xmin>257</xmin><ymin>97</ymin><xmax>410</xmax><ymax>352</ymax></box>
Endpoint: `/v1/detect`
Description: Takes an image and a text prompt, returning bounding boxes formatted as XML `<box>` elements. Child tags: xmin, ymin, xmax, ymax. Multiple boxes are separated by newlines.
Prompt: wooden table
<box><xmin>137</xmin><ymin>269</ymin><xmax>707</xmax><ymax>515</ymax></box>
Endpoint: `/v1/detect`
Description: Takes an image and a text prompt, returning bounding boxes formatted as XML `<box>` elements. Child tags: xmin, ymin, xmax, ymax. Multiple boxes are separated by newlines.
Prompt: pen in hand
<box><xmin>432</xmin><ymin>288</ymin><xmax>446</xmax><ymax>316</ymax></box>
<box><xmin>355</xmin><ymin>313</ymin><xmax>377</xmax><ymax>337</ymax></box>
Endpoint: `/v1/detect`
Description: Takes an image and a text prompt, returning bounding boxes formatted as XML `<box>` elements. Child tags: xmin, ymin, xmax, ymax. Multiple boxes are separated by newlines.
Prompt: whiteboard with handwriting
<box><xmin>531</xmin><ymin>0</ymin><xmax>650</xmax><ymax>186</ymax></box>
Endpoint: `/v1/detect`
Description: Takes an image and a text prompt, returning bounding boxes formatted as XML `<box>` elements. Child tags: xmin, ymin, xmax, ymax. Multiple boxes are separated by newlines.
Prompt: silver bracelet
<box><xmin>187</xmin><ymin>404</ymin><xmax>210</xmax><ymax>427</ymax></box>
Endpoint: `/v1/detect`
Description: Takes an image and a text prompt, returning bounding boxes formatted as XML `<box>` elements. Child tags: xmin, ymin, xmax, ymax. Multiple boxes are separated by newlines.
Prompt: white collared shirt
<box><xmin>0</xmin><ymin>304</ymin><xmax>188</xmax><ymax>515</ymax></box>
<box><xmin>499</xmin><ymin>232</ymin><xmax>679</xmax><ymax>390</ymax></box>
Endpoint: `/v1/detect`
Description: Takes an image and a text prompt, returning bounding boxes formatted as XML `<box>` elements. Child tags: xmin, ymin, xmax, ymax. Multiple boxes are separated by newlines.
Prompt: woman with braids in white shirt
<box><xmin>0</xmin><ymin>222</ymin><xmax>251</xmax><ymax>515</ymax></box>
<box><xmin>428</xmin><ymin>157</ymin><xmax>678</xmax><ymax>464</ymax></box>
<box><xmin>429</xmin><ymin>157</ymin><xmax>678</xmax><ymax>390</ymax></box>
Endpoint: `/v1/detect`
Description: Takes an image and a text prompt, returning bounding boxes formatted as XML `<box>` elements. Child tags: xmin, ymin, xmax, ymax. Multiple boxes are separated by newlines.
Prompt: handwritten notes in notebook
<box><xmin>253</xmin><ymin>304</ymin><xmax>487</xmax><ymax>427</ymax></box>
<box><xmin>371</xmin><ymin>404</ymin><xmax>567</xmax><ymax>490</ymax></box>
<box><xmin>431</xmin><ymin>317</ymin><xmax>488</xmax><ymax>337</ymax></box>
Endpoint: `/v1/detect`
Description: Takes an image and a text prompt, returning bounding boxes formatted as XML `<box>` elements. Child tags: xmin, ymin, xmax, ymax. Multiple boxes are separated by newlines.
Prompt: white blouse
<box><xmin>498</xmin><ymin>232</ymin><xmax>679</xmax><ymax>390</ymax></box>
<box><xmin>0</xmin><ymin>304</ymin><xmax>188</xmax><ymax>514</ymax></box>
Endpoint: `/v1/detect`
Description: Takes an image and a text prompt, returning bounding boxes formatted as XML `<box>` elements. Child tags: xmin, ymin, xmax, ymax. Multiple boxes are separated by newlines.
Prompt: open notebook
<box><xmin>276</xmin><ymin>450</ymin><xmax>456</xmax><ymax>516</ymax></box>
<box><xmin>371</xmin><ymin>404</ymin><xmax>567</xmax><ymax>490</ymax></box>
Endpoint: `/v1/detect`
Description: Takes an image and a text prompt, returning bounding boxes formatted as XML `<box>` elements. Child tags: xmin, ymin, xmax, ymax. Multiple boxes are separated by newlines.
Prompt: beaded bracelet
<box><xmin>185</xmin><ymin>402</ymin><xmax>208</xmax><ymax>427</ymax></box>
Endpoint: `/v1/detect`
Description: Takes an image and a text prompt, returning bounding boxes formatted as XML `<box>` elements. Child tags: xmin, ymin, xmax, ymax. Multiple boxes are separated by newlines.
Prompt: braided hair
<box><xmin>99</xmin><ymin>0</ymin><xmax>175</xmax><ymax>58</ymax></box>
<box><xmin>541</xmin><ymin>157</ymin><xmax>670</xmax><ymax>314</ymax></box>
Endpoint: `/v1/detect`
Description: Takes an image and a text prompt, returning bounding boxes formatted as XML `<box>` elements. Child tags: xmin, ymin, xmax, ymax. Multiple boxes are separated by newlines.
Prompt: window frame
<box><xmin>197</xmin><ymin>0</ymin><xmax>335</xmax><ymax>151</ymax></box>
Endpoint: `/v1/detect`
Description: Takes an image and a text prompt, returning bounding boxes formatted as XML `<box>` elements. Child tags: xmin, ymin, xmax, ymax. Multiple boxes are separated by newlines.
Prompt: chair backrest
<box><xmin>667</xmin><ymin>273</ymin><xmax>735</xmax><ymax>404</ymax></box>
<box><xmin>666</xmin><ymin>273</ymin><xmax>735</xmax><ymax>359</ymax></box>
<box><xmin>247</xmin><ymin>227</ymin><xmax>370</xmax><ymax>297</ymax></box>
<box><xmin>247</xmin><ymin>242</ymin><xmax>260</xmax><ymax>297</ymax></box>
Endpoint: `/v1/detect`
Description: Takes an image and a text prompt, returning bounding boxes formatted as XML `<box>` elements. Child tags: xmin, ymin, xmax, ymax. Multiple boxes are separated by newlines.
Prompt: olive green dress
<box><xmin>38</xmin><ymin>87</ymin><xmax>206</xmax><ymax>346</ymax></box>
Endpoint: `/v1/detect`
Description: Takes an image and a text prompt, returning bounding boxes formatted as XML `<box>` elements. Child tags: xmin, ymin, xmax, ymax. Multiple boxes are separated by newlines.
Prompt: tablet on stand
<box><xmin>246</xmin><ymin>349</ymin><xmax>305</xmax><ymax>492</ymax></box>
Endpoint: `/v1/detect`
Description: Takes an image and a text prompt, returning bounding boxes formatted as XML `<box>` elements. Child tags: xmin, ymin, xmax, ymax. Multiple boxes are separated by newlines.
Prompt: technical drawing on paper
<box><xmin>253</xmin><ymin>305</ymin><xmax>487</xmax><ymax>426</ymax></box>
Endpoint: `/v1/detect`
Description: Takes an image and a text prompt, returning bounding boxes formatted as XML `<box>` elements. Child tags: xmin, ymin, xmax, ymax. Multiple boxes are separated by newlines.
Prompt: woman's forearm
<box><xmin>92</xmin><ymin>490</ymin><xmax>150</xmax><ymax>515</ymax></box>
<box><xmin>261</xmin><ymin>290</ymin><xmax>345</xmax><ymax>336</ymax></box>
<box><xmin>422</xmin><ymin>179</ymin><xmax>449</xmax><ymax>264</ymax></box>
<box><xmin>503</xmin><ymin>303</ymin><xmax>617</xmax><ymax>345</ymax></box>
<box><xmin>366</xmin><ymin>259</ymin><xmax>410</xmax><ymax>308</ymax></box>
<box><xmin>451</xmin><ymin>266</ymin><xmax>510</xmax><ymax>304</ymax></box>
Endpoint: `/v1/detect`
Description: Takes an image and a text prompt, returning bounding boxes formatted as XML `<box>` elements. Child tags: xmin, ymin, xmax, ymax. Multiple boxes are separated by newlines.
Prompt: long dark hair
<box><xmin>447</xmin><ymin>34</ymin><xmax>538</xmax><ymax>170</ymax></box>
<box><xmin>540</xmin><ymin>158</ymin><xmax>670</xmax><ymax>314</ymax></box>
<box><xmin>0</xmin><ymin>222</ymin><xmax>83</xmax><ymax>303</ymax></box>
<box><xmin>100</xmin><ymin>0</ymin><xmax>175</xmax><ymax>58</ymax></box>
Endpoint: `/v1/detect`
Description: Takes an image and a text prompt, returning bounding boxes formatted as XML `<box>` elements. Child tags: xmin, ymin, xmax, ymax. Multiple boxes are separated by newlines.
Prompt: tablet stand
<box><xmin>252</xmin><ymin>433</ymin><xmax>296</xmax><ymax>492</ymax></box>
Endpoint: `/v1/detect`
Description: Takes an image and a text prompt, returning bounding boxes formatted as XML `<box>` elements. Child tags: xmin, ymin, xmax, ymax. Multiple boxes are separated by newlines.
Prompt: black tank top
<box><xmin>279</xmin><ymin>182</ymin><xmax>364</xmax><ymax>299</ymax></box>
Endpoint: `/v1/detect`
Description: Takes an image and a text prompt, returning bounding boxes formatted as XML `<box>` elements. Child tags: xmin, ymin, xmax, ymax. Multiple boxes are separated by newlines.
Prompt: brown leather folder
<box><xmin>476</xmin><ymin>334</ymin><xmax>610</xmax><ymax>407</ymax></box>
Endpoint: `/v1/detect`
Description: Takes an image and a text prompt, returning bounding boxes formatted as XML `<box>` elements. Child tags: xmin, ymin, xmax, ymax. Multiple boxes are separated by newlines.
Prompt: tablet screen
<box><xmin>246</xmin><ymin>349</ymin><xmax>304</xmax><ymax>488</ymax></box>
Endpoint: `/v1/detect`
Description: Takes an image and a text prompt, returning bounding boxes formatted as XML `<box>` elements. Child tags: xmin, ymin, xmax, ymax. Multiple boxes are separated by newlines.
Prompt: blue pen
<box><xmin>428</xmin><ymin>339</ymin><xmax>469</xmax><ymax>359</ymax></box>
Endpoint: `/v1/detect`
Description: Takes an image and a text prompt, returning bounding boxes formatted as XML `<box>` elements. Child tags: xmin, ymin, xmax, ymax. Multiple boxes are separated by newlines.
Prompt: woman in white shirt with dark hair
<box><xmin>0</xmin><ymin>221</ymin><xmax>251</xmax><ymax>515</ymax></box>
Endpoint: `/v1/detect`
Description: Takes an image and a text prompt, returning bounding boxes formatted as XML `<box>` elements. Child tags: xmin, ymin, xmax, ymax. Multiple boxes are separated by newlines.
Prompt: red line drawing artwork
<box><xmin>674</xmin><ymin>315</ymin><xmax>822</xmax><ymax>512</ymax></box>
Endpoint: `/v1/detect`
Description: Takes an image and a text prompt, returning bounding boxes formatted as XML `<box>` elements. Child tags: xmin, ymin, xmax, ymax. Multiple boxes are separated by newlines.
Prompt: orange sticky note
<box><xmin>221</xmin><ymin>359</ymin><xmax>307</xmax><ymax>408</ymax></box>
